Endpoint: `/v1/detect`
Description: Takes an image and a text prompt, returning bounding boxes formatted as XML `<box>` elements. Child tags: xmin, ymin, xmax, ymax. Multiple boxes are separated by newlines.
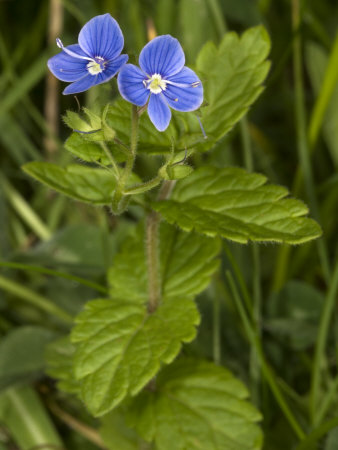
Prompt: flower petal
<box><xmin>104</xmin><ymin>54</ymin><xmax>129</xmax><ymax>79</ymax></box>
<box><xmin>117</xmin><ymin>64</ymin><xmax>149</xmax><ymax>106</ymax></box>
<box><xmin>164</xmin><ymin>67</ymin><xmax>203</xmax><ymax>112</ymax></box>
<box><xmin>147</xmin><ymin>93</ymin><xmax>171</xmax><ymax>132</ymax></box>
<box><xmin>63</xmin><ymin>73</ymin><xmax>99</xmax><ymax>95</ymax></box>
<box><xmin>78</xmin><ymin>13</ymin><xmax>124</xmax><ymax>60</ymax></box>
<box><xmin>139</xmin><ymin>35</ymin><xmax>185</xmax><ymax>78</ymax></box>
<box><xmin>47</xmin><ymin>44</ymin><xmax>88</xmax><ymax>81</ymax></box>
<box><xmin>63</xmin><ymin>54</ymin><xmax>128</xmax><ymax>95</ymax></box>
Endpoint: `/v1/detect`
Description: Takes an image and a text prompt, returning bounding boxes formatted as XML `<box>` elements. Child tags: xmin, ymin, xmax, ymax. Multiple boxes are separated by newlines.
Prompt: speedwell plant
<box><xmin>23</xmin><ymin>13</ymin><xmax>321</xmax><ymax>450</ymax></box>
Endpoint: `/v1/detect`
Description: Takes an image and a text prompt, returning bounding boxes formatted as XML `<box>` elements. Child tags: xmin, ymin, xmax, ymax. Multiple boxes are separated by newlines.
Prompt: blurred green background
<box><xmin>0</xmin><ymin>0</ymin><xmax>338</xmax><ymax>449</ymax></box>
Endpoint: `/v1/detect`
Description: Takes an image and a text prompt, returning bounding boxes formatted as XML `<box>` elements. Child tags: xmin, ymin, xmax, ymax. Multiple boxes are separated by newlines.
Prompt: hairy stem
<box><xmin>146</xmin><ymin>180</ymin><xmax>175</xmax><ymax>314</ymax></box>
<box><xmin>146</xmin><ymin>211</ymin><xmax>161</xmax><ymax>314</ymax></box>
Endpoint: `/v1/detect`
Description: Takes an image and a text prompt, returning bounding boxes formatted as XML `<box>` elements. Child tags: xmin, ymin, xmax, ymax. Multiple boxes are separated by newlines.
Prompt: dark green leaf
<box><xmin>154</xmin><ymin>166</ymin><xmax>322</xmax><ymax>244</ymax></box>
<box><xmin>71</xmin><ymin>297</ymin><xmax>200</xmax><ymax>416</ymax></box>
<box><xmin>72</xmin><ymin>223</ymin><xmax>220</xmax><ymax>416</ymax></box>
<box><xmin>127</xmin><ymin>358</ymin><xmax>263</xmax><ymax>450</ymax></box>
<box><xmin>0</xmin><ymin>326</ymin><xmax>56</xmax><ymax>390</ymax></box>
<box><xmin>45</xmin><ymin>336</ymin><xmax>79</xmax><ymax>395</ymax></box>
<box><xmin>193</xmin><ymin>26</ymin><xmax>271</xmax><ymax>149</ymax></box>
<box><xmin>23</xmin><ymin>162</ymin><xmax>140</xmax><ymax>205</ymax></box>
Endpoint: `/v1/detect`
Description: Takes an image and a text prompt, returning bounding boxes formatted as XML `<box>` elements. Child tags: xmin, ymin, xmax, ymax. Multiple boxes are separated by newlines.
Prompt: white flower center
<box><xmin>87</xmin><ymin>57</ymin><xmax>105</xmax><ymax>75</ymax></box>
<box><xmin>144</xmin><ymin>74</ymin><xmax>167</xmax><ymax>94</ymax></box>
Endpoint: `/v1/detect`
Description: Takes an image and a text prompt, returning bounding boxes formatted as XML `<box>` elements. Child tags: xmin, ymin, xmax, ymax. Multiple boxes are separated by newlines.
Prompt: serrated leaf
<box><xmin>189</xmin><ymin>26</ymin><xmax>271</xmax><ymax>149</ymax></box>
<box><xmin>108</xmin><ymin>222</ymin><xmax>221</xmax><ymax>303</ymax></box>
<box><xmin>154</xmin><ymin>26</ymin><xmax>271</xmax><ymax>152</ymax></box>
<box><xmin>154</xmin><ymin>166</ymin><xmax>322</xmax><ymax>244</ymax></box>
<box><xmin>23</xmin><ymin>162</ymin><xmax>116</xmax><ymax>204</ymax></box>
<box><xmin>71</xmin><ymin>297</ymin><xmax>200</xmax><ymax>416</ymax></box>
<box><xmin>72</xmin><ymin>222</ymin><xmax>219</xmax><ymax>416</ymax></box>
<box><xmin>22</xmin><ymin>162</ymin><xmax>139</xmax><ymax>205</ymax></box>
<box><xmin>45</xmin><ymin>336</ymin><xmax>79</xmax><ymax>395</ymax></box>
<box><xmin>64</xmin><ymin>133</ymin><xmax>112</xmax><ymax>165</ymax></box>
<box><xmin>126</xmin><ymin>358</ymin><xmax>263</xmax><ymax>450</ymax></box>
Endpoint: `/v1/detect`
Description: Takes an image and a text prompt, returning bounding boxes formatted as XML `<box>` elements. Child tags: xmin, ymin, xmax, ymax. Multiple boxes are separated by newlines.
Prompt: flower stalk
<box><xmin>146</xmin><ymin>180</ymin><xmax>176</xmax><ymax>313</ymax></box>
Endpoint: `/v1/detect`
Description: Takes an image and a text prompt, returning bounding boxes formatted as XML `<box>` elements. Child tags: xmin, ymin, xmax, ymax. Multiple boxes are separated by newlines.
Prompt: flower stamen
<box><xmin>144</xmin><ymin>74</ymin><xmax>167</xmax><ymax>94</ymax></box>
<box><xmin>87</xmin><ymin>57</ymin><xmax>106</xmax><ymax>75</ymax></box>
<box><xmin>56</xmin><ymin>38</ymin><xmax>92</xmax><ymax>61</ymax></box>
<box><xmin>165</xmin><ymin>79</ymin><xmax>201</xmax><ymax>89</ymax></box>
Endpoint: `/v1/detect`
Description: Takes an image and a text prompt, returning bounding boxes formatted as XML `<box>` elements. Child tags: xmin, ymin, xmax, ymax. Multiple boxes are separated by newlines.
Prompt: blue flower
<box><xmin>117</xmin><ymin>35</ymin><xmax>203</xmax><ymax>132</ymax></box>
<box><xmin>48</xmin><ymin>14</ymin><xmax>128</xmax><ymax>95</ymax></box>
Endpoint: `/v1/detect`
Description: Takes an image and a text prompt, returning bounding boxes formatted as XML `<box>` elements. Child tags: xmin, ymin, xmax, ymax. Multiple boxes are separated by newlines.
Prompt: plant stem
<box><xmin>111</xmin><ymin>105</ymin><xmax>139</xmax><ymax>213</ymax></box>
<box><xmin>226</xmin><ymin>270</ymin><xmax>306</xmax><ymax>440</ymax></box>
<box><xmin>3</xmin><ymin>386</ymin><xmax>64</xmax><ymax>449</ymax></box>
<box><xmin>315</xmin><ymin>374</ymin><xmax>338</xmax><ymax>426</ymax></box>
<box><xmin>146</xmin><ymin>211</ymin><xmax>161</xmax><ymax>314</ymax></box>
<box><xmin>48</xmin><ymin>401</ymin><xmax>106</xmax><ymax>449</ymax></box>
<box><xmin>0</xmin><ymin>275</ymin><xmax>73</xmax><ymax>323</ymax></box>
<box><xmin>0</xmin><ymin>173</ymin><xmax>51</xmax><ymax>241</ymax></box>
<box><xmin>223</xmin><ymin>243</ymin><xmax>254</xmax><ymax>318</ymax></box>
<box><xmin>308</xmin><ymin>30</ymin><xmax>338</xmax><ymax>150</ymax></box>
<box><xmin>240</xmin><ymin>117</ymin><xmax>262</xmax><ymax>404</ymax></box>
<box><xmin>0</xmin><ymin>261</ymin><xmax>107</xmax><ymax>294</ymax></box>
<box><xmin>99</xmin><ymin>142</ymin><xmax>119</xmax><ymax>178</ymax></box>
<box><xmin>212</xmin><ymin>282</ymin><xmax>221</xmax><ymax>365</ymax></box>
<box><xmin>124</xmin><ymin>175</ymin><xmax>162</xmax><ymax>195</ymax></box>
<box><xmin>294</xmin><ymin>416</ymin><xmax>338</xmax><ymax>450</ymax></box>
<box><xmin>240</xmin><ymin>117</ymin><xmax>253</xmax><ymax>172</ymax></box>
<box><xmin>146</xmin><ymin>180</ymin><xmax>175</xmax><ymax>314</ymax></box>
<box><xmin>310</xmin><ymin>259</ymin><xmax>338</xmax><ymax>424</ymax></box>
<box><xmin>206</xmin><ymin>0</ymin><xmax>227</xmax><ymax>40</ymax></box>
<box><xmin>44</xmin><ymin>0</ymin><xmax>63</xmax><ymax>156</ymax></box>
<box><xmin>291</xmin><ymin>0</ymin><xmax>331</xmax><ymax>283</ymax></box>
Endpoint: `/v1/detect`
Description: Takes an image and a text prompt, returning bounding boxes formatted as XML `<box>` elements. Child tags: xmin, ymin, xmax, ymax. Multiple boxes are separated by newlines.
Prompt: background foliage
<box><xmin>0</xmin><ymin>0</ymin><xmax>338</xmax><ymax>449</ymax></box>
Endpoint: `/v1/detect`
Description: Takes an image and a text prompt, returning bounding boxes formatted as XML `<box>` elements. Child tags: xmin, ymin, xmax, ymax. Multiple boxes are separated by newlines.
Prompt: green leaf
<box><xmin>63</xmin><ymin>107</ymin><xmax>115</xmax><ymax>143</ymax></box>
<box><xmin>72</xmin><ymin>223</ymin><xmax>220</xmax><ymax>416</ymax></box>
<box><xmin>23</xmin><ymin>162</ymin><xmax>140</xmax><ymax>205</ymax></box>
<box><xmin>266</xmin><ymin>280</ymin><xmax>323</xmax><ymax>350</ymax></box>
<box><xmin>64</xmin><ymin>133</ymin><xmax>112</xmax><ymax>165</ymax></box>
<box><xmin>100</xmin><ymin>411</ymin><xmax>146</xmax><ymax>450</ymax></box>
<box><xmin>126</xmin><ymin>358</ymin><xmax>263</xmax><ymax>450</ymax></box>
<box><xmin>71</xmin><ymin>297</ymin><xmax>200</xmax><ymax>417</ymax></box>
<box><xmin>45</xmin><ymin>336</ymin><xmax>79</xmax><ymax>395</ymax></box>
<box><xmin>326</xmin><ymin>427</ymin><xmax>338</xmax><ymax>450</ymax></box>
<box><xmin>194</xmin><ymin>26</ymin><xmax>271</xmax><ymax>148</ymax></box>
<box><xmin>108</xmin><ymin>222</ymin><xmax>221</xmax><ymax>303</ymax></box>
<box><xmin>0</xmin><ymin>326</ymin><xmax>56</xmax><ymax>390</ymax></box>
<box><xmin>154</xmin><ymin>166</ymin><xmax>322</xmax><ymax>244</ymax></box>
<box><xmin>22</xmin><ymin>162</ymin><xmax>117</xmax><ymax>204</ymax></box>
